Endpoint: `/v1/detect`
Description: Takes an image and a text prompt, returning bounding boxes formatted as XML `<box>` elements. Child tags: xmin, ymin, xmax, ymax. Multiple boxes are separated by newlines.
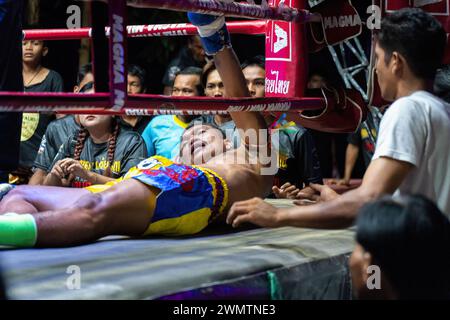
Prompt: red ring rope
<box><xmin>23</xmin><ymin>21</ymin><xmax>267</xmax><ymax>41</ymax></box>
<box><xmin>3</xmin><ymin>0</ymin><xmax>362</xmax><ymax>133</ymax></box>
<box><xmin>3</xmin><ymin>1</ymin><xmax>328</xmax><ymax>117</ymax></box>
<box><xmin>0</xmin><ymin>92</ymin><xmax>326</xmax><ymax>114</ymax></box>
<box><xmin>124</xmin><ymin>0</ymin><xmax>319</xmax><ymax>23</ymax></box>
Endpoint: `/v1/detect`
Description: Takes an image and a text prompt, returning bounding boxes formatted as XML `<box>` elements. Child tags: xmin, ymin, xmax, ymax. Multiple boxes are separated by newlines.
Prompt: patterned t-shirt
<box><xmin>51</xmin><ymin>129</ymin><xmax>147</xmax><ymax>188</ymax></box>
<box><xmin>34</xmin><ymin>115</ymin><xmax>80</xmax><ymax>172</ymax></box>
<box><xmin>271</xmin><ymin>118</ymin><xmax>323</xmax><ymax>191</ymax></box>
<box><xmin>347</xmin><ymin>106</ymin><xmax>384</xmax><ymax>167</ymax></box>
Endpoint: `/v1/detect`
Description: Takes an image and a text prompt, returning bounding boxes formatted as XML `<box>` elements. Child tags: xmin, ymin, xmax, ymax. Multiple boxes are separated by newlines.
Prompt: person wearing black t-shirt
<box><xmin>120</xmin><ymin>64</ymin><xmax>152</xmax><ymax>135</ymax></box>
<box><xmin>15</xmin><ymin>40</ymin><xmax>64</xmax><ymax>184</ymax></box>
<box><xmin>434</xmin><ymin>64</ymin><xmax>450</xmax><ymax>103</ymax></box>
<box><xmin>43</xmin><ymin>85</ymin><xmax>147</xmax><ymax>188</ymax></box>
<box><xmin>29</xmin><ymin>115</ymin><xmax>81</xmax><ymax>185</ymax></box>
<box><xmin>28</xmin><ymin>63</ymin><xmax>94</xmax><ymax>185</ymax></box>
<box><xmin>241</xmin><ymin>57</ymin><xmax>323</xmax><ymax>199</ymax></box>
<box><xmin>330</xmin><ymin>106</ymin><xmax>386</xmax><ymax>186</ymax></box>
<box><xmin>270</xmin><ymin>117</ymin><xmax>323</xmax><ymax>198</ymax></box>
<box><xmin>306</xmin><ymin>71</ymin><xmax>348</xmax><ymax>179</ymax></box>
<box><xmin>162</xmin><ymin>36</ymin><xmax>206</xmax><ymax>95</ymax></box>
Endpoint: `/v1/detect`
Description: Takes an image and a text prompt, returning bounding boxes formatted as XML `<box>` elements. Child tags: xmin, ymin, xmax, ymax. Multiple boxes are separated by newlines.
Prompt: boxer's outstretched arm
<box><xmin>214</xmin><ymin>48</ymin><xmax>268</xmax><ymax>135</ymax></box>
<box><xmin>188</xmin><ymin>12</ymin><xmax>267</xmax><ymax>136</ymax></box>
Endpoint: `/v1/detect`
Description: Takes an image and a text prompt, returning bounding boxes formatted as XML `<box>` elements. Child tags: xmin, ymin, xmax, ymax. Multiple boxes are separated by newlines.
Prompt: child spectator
<box><xmin>16</xmin><ymin>40</ymin><xmax>64</xmax><ymax>184</ymax></box>
<box><xmin>22</xmin><ymin>40</ymin><xmax>63</xmax><ymax>92</ymax></box>
<box><xmin>43</xmin><ymin>83</ymin><xmax>147</xmax><ymax>188</ymax></box>
<box><xmin>28</xmin><ymin>63</ymin><xmax>95</xmax><ymax>185</ymax></box>
<box><xmin>120</xmin><ymin>64</ymin><xmax>152</xmax><ymax>134</ymax></box>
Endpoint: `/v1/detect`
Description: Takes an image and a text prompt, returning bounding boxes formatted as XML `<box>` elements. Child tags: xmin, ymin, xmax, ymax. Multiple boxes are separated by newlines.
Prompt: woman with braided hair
<box><xmin>43</xmin><ymin>84</ymin><xmax>147</xmax><ymax>188</ymax></box>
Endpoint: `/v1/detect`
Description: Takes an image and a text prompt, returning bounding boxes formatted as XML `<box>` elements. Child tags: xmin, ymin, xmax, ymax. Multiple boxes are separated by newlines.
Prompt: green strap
<box><xmin>0</xmin><ymin>213</ymin><xmax>37</xmax><ymax>247</ymax></box>
<box><xmin>268</xmin><ymin>271</ymin><xmax>283</xmax><ymax>300</ymax></box>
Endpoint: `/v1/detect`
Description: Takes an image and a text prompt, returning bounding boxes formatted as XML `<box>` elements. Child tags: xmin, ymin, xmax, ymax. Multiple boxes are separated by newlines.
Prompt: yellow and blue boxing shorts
<box><xmin>86</xmin><ymin>156</ymin><xmax>229</xmax><ymax>236</ymax></box>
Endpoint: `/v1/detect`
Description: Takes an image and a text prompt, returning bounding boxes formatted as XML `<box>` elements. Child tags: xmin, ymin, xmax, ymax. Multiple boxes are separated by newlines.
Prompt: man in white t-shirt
<box><xmin>373</xmin><ymin>91</ymin><xmax>450</xmax><ymax>215</ymax></box>
<box><xmin>227</xmin><ymin>8</ymin><xmax>450</xmax><ymax>229</ymax></box>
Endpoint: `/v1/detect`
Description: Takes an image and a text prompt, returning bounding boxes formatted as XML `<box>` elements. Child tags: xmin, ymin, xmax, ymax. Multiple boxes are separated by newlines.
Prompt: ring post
<box><xmin>265</xmin><ymin>0</ymin><xmax>308</xmax><ymax>99</ymax></box>
<box><xmin>90</xmin><ymin>1</ymin><xmax>109</xmax><ymax>93</ymax></box>
<box><xmin>108</xmin><ymin>0</ymin><xmax>128</xmax><ymax>111</ymax></box>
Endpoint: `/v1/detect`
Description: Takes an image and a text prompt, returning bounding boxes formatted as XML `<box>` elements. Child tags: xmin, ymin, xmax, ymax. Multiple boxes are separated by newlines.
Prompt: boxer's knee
<box><xmin>0</xmin><ymin>186</ymin><xmax>37</xmax><ymax>213</ymax></box>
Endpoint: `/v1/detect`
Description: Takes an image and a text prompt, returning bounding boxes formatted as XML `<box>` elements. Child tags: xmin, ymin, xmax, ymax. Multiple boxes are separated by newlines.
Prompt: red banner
<box><xmin>265</xmin><ymin>0</ymin><xmax>308</xmax><ymax>98</ymax></box>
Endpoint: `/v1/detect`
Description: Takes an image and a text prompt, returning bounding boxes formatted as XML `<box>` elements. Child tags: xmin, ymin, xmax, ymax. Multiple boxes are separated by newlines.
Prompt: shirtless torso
<box><xmin>202</xmin><ymin>148</ymin><xmax>273</xmax><ymax>212</ymax></box>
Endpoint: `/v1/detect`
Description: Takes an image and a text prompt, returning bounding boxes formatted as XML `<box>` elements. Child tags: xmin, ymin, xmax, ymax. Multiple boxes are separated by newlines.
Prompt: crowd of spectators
<box><xmin>11</xmin><ymin>36</ymin><xmax>450</xmax><ymax>206</ymax></box>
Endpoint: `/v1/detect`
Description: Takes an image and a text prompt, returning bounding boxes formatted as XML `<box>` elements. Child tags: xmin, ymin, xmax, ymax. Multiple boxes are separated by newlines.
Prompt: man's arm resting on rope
<box><xmin>227</xmin><ymin>157</ymin><xmax>414</xmax><ymax>229</ymax></box>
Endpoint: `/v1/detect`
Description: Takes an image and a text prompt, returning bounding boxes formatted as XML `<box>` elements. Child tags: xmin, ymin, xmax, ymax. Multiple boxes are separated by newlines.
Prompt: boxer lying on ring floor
<box><xmin>0</xmin><ymin>13</ymin><xmax>274</xmax><ymax>248</ymax></box>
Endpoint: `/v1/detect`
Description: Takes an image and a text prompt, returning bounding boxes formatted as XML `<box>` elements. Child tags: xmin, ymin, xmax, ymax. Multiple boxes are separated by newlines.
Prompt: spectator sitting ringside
<box><xmin>142</xmin><ymin>67</ymin><xmax>203</xmax><ymax>160</ymax></box>
<box><xmin>43</xmin><ymin>83</ymin><xmax>147</xmax><ymax>188</ymax></box>
<box><xmin>14</xmin><ymin>40</ymin><xmax>64</xmax><ymax>184</ymax></box>
<box><xmin>241</xmin><ymin>56</ymin><xmax>323</xmax><ymax>199</ymax></box>
<box><xmin>28</xmin><ymin>63</ymin><xmax>94</xmax><ymax>185</ymax></box>
<box><xmin>198</xmin><ymin>61</ymin><xmax>241</xmax><ymax>148</ymax></box>
<box><xmin>162</xmin><ymin>36</ymin><xmax>206</xmax><ymax>95</ymax></box>
<box><xmin>306</xmin><ymin>70</ymin><xmax>348</xmax><ymax>179</ymax></box>
<box><xmin>120</xmin><ymin>64</ymin><xmax>153</xmax><ymax>135</ymax></box>
<box><xmin>434</xmin><ymin>64</ymin><xmax>450</xmax><ymax>103</ymax></box>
